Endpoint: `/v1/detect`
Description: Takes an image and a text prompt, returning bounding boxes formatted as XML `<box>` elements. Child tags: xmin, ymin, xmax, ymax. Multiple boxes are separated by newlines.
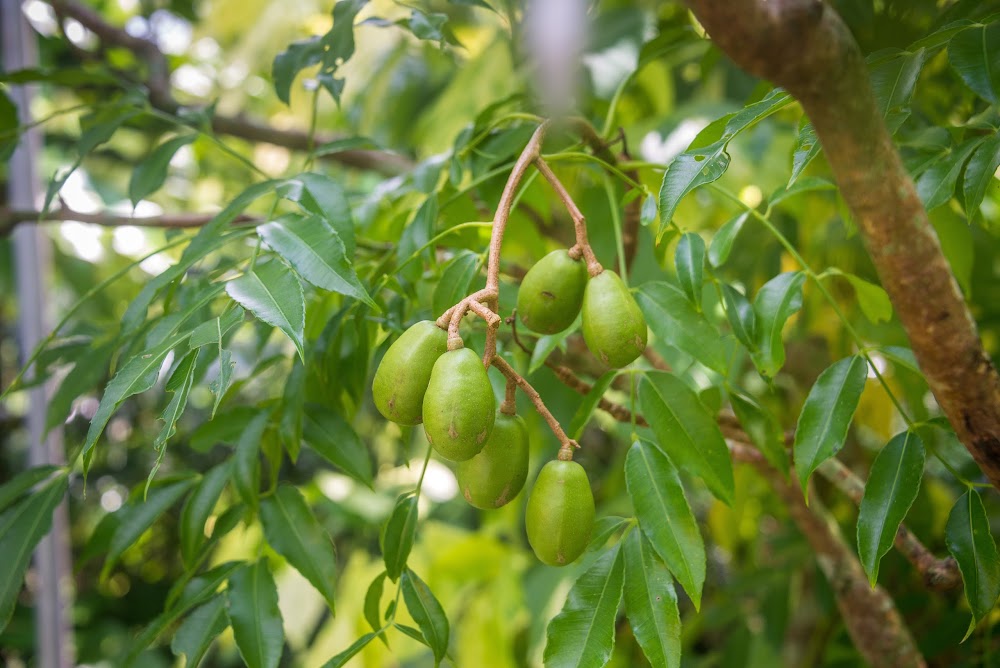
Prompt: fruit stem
<box><xmin>501</xmin><ymin>377</ymin><xmax>517</xmax><ymax>415</ymax></box>
<box><xmin>492</xmin><ymin>356</ymin><xmax>579</xmax><ymax>451</ymax></box>
<box><xmin>557</xmin><ymin>446</ymin><xmax>574</xmax><ymax>461</ymax></box>
<box><xmin>534</xmin><ymin>157</ymin><xmax>603</xmax><ymax>277</ymax></box>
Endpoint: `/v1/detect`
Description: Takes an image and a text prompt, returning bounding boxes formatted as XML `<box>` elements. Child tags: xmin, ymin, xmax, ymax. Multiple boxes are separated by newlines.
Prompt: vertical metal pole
<box><xmin>2</xmin><ymin>2</ymin><xmax>74</xmax><ymax>666</ymax></box>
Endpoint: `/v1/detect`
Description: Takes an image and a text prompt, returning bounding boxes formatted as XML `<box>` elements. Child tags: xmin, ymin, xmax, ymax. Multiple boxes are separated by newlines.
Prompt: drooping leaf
<box><xmin>963</xmin><ymin>132</ymin><xmax>1000</xmax><ymax>219</ymax></box>
<box><xmin>280</xmin><ymin>172</ymin><xmax>356</xmax><ymax>254</ymax></box>
<box><xmin>568</xmin><ymin>370</ymin><xmax>618</xmax><ymax>440</ymax></box>
<box><xmin>259</xmin><ymin>214</ymin><xmax>374</xmax><ymax>307</ymax></box>
<box><xmin>543</xmin><ymin>544</ymin><xmax>625</xmax><ymax>668</ymax></box>
<box><xmin>729</xmin><ymin>391</ymin><xmax>789</xmax><ymax>475</ymax></box>
<box><xmin>260</xmin><ymin>485</ymin><xmax>338</xmax><ymax>612</ymax></box>
<box><xmin>188</xmin><ymin>306</ymin><xmax>244</xmax><ymax>350</ymax></box>
<box><xmin>916</xmin><ymin>137</ymin><xmax>986</xmax><ymax>210</ymax></box>
<box><xmin>179</xmin><ymin>461</ymin><xmax>232</xmax><ymax>569</ymax></box>
<box><xmin>233</xmin><ymin>412</ymin><xmax>269</xmax><ymax>513</ymax></box>
<box><xmin>949</xmin><ymin>22</ymin><xmax>1000</xmax><ymax>104</ymax></box>
<box><xmin>382</xmin><ymin>493</ymin><xmax>418</xmax><ymax>581</ymax></box>
<box><xmin>170</xmin><ymin>595</ymin><xmax>229</xmax><ymax>668</ymax></box>
<box><xmin>82</xmin><ymin>333</ymin><xmax>189</xmax><ymax>470</ymax></box>
<box><xmin>588</xmin><ymin>516</ymin><xmax>631</xmax><ymax>552</ymax></box>
<box><xmin>640</xmin><ymin>193</ymin><xmax>658</xmax><ymax>227</ymax></box>
<box><xmin>675</xmin><ymin>232</ymin><xmax>705</xmax><ymax>308</ymax></box>
<box><xmin>721</xmin><ymin>284</ymin><xmax>757</xmax><ymax>351</ymax></box>
<box><xmin>401</xmin><ymin>569</ymin><xmax>449</xmax><ymax>665</ymax></box>
<box><xmin>148</xmin><ymin>349</ymin><xmax>200</xmax><ymax>491</ymax></box>
<box><xmin>946</xmin><ymin>490</ymin><xmax>1000</xmax><ymax>626</ymax></box>
<box><xmin>857</xmin><ymin>431</ymin><xmax>926</xmax><ymax>586</ymax></box>
<box><xmin>639</xmin><ymin>372</ymin><xmax>734</xmax><ymax>504</ymax></box>
<box><xmin>636</xmin><ymin>281</ymin><xmax>728</xmax><ymax>373</ymax></box>
<box><xmin>227</xmin><ymin>561</ymin><xmax>285</xmax><ymax>668</ymax></box>
<box><xmin>751</xmin><ymin>271</ymin><xmax>805</xmax><ymax>379</ymax></box>
<box><xmin>707</xmin><ymin>211</ymin><xmax>749</xmax><ymax>267</ymax></box>
<box><xmin>789</xmin><ymin>122</ymin><xmax>820</xmax><ymax>185</ymax></box>
<box><xmin>302</xmin><ymin>403</ymin><xmax>373</xmax><ymax>486</ymax></box>
<box><xmin>658</xmin><ymin>89</ymin><xmax>790</xmax><ymax>236</ymax></box>
<box><xmin>622</xmin><ymin>531</ymin><xmax>682</xmax><ymax>668</ymax></box>
<box><xmin>0</xmin><ymin>465</ymin><xmax>60</xmax><ymax>515</ymax></box>
<box><xmin>272</xmin><ymin>38</ymin><xmax>323</xmax><ymax>105</ymax></box>
<box><xmin>211</xmin><ymin>348</ymin><xmax>235</xmax><ymax>419</ymax></box>
<box><xmin>226</xmin><ymin>260</ymin><xmax>306</xmax><ymax>361</ymax></box>
<box><xmin>869</xmin><ymin>49</ymin><xmax>927</xmax><ymax>133</ymax></box>
<box><xmin>129</xmin><ymin>134</ymin><xmax>197</xmax><ymax>206</ymax></box>
<box><xmin>103</xmin><ymin>477</ymin><xmax>197</xmax><ymax>578</ymax></box>
<box><xmin>364</xmin><ymin>571</ymin><xmax>389</xmax><ymax>644</ymax></box>
<box><xmin>625</xmin><ymin>441</ymin><xmax>706</xmax><ymax>608</ymax></box>
<box><xmin>793</xmin><ymin>356</ymin><xmax>868</xmax><ymax>494</ymax></box>
<box><xmin>0</xmin><ymin>475</ymin><xmax>68</xmax><ymax>633</ymax></box>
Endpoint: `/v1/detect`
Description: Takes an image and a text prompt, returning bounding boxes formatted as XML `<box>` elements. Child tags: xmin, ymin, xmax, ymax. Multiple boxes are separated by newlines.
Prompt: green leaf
<box><xmin>227</xmin><ymin>260</ymin><xmax>306</xmax><ymax>361</ymax></box>
<box><xmin>949</xmin><ymin>22</ymin><xmax>1000</xmax><ymax>104</ymax></box>
<box><xmin>170</xmin><ymin>595</ymin><xmax>229</xmax><ymax>668</ymax></box>
<box><xmin>103</xmin><ymin>477</ymin><xmax>196</xmax><ymax>578</ymax></box>
<box><xmin>281</xmin><ymin>172</ymin><xmax>355</xmax><ymax>254</ymax></box>
<box><xmin>529</xmin><ymin>325</ymin><xmax>576</xmax><ymax>374</ymax></box>
<box><xmin>272</xmin><ymin>38</ymin><xmax>322</xmax><ymax>104</ymax></box>
<box><xmin>127</xmin><ymin>561</ymin><xmax>243</xmax><ymax>661</ymax></box>
<box><xmin>228</xmin><ymin>561</ymin><xmax>285</xmax><ymax>668</ymax></box>
<box><xmin>916</xmin><ymin>137</ymin><xmax>985</xmax><ymax>210</ymax></box>
<box><xmin>639</xmin><ymin>372</ymin><xmax>734</xmax><ymax>504</ymax></box>
<box><xmin>542</xmin><ymin>543</ymin><xmax>625</xmax><ymax>668</ymax></box>
<box><xmin>751</xmin><ymin>271</ymin><xmax>805</xmax><ymax>379</ymax></box>
<box><xmin>622</xmin><ymin>531</ymin><xmax>682</xmax><ymax>668</ymax></box>
<box><xmin>0</xmin><ymin>466</ymin><xmax>60</xmax><ymax>515</ymax></box>
<box><xmin>721</xmin><ymin>284</ymin><xmax>757</xmax><ymax>351</ymax></box>
<box><xmin>947</xmin><ymin>490</ymin><xmax>1000</xmax><ymax>626</ymax></box>
<box><xmin>636</xmin><ymin>281</ymin><xmax>728</xmax><ymax>373</ymax></box>
<box><xmin>822</xmin><ymin>269</ymin><xmax>893</xmax><ymax>324</ymax></box>
<box><xmin>675</xmin><ymin>232</ymin><xmax>705</xmax><ymax>308</ymax></box>
<box><xmin>963</xmin><ymin>132</ymin><xmax>1000</xmax><ymax>219</ymax></box>
<box><xmin>189</xmin><ymin>306</ymin><xmax>244</xmax><ymax>349</ymax></box>
<box><xmin>401</xmin><ymin>569</ymin><xmax>450</xmax><ymax>665</ymax></box>
<box><xmin>857</xmin><ymin>431</ymin><xmax>926</xmax><ymax>586</ymax></box>
<box><xmin>789</xmin><ymin>122</ymin><xmax>820</xmax><ymax>185</ymax></box>
<box><xmin>588</xmin><ymin>516</ymin><xmax>631</xmax><ymax>552</ymax></box>
<box><xmin>260</xmin><ymin>485</ymin><xmax>338</xmax><ymax>612</ymax></box>
<box><xmin>793</xmin><ymin>356</ymin><xmax>868</xmax><ymax>494</ymax></box>
<box><xmin>0</xmin><ymin>89</ymin><xmax>18</xmax><ymax>161</ymax></box>
<box><xmin>364</xmin><ymin>571</ymin><xmax>389</xmax><ymax>643</ymax></box>
<box><xmin>769</xmin><ymin>176</ymin><xmax>837</xmax><ymax>208</ymax></box>
<box><xmin>658</xmin><ymin>90</ymin><xmax>790</xmax><ymax>236</ymax></box>
<box><xmin>233</xmin><ymin>412</ymin><xmax>269</xmax><ymax>513</ymax></box>
<box><xmin>302</xmin><ymin>403</ymin><xmax>373</xmax><ymax>485</ymax></box>
<box><xmin>382</xmin><ymin>493</ymin><xmax>418</xmax><ymax>581</ymax></box>
<box><xmin>879</xmin><ymin>345</ymin><xmax>921</xmax><ymax>375</ymax></box>
<box><xmin>83</xmin><ymin>333</ymin><xmax>188</xmax><ymax>470</ymax></box>
<box><xmin>46</xmin><ymin>341</ymin><xmax>114</xmax><ymax>432</ymax></box>
<box><xmin>870</xmin><ymin>49</ymin><xmax>927</xmax><ymax>133</ymax></box>
<box><xmin>179</xmin><ymin>462</ymin><xmax>232</xmax><ymax>568</ymax></box>
<box><xmin>625</xmin><ymin>441</ymin><xmax>706</xmax><ymax>608</ymax></box>
<box><xmin>640</xmin><ymin>193</ymin><xmax>658</xmax><ymax>227</ymax></box>
<box><xmin>211</xmin><ymin>349</ymin><xmax>235</xmax><ymax>419</ymax></box>
<box><xmin>729</xmin><ymin>392</ymin><xmax>789</xmax><ymax>475</ymax></box>
<box><xmin>259</xmin><ymin>214</ymin><xmax>374</xmax><ymax>307</ymax></box>
<box><xmin>148</xmin><ymin>349</ymin><xmax>200</xmax><ymax>491</ymax></box>
<box><xmin>707</xmin><ymin>211</ymin><xmax>748</xmax><ymax>267</ymax></box>
<box><xmin>0</xmin><ymin>474</ymin><xmax>68</xmax><ymax>633</ymax></box>
<box><xmin>432</xmin><ymin>250</ymin><xmax>482</xmax><ymax>317</ymax></box>
<box><xmin>129</xmin><ymin>134</ymin><xmax>197</xmax><ymax>206</ymax></box>
<box><xmin>321</xmin><ymin>633</ymin><xmax>377</xmax><ymax>668</ymax></box>
<box><xmin>568</xmin><ymin>370</ymin><xmax>618</xmax><ymax>440</ymax></box>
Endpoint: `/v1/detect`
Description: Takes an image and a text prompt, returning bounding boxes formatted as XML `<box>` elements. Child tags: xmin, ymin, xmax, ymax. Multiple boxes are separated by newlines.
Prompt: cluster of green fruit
<box><xmin>372</xmin><ymin>250</ymin><xmax>647</xmax><ymax>566</ymax></box>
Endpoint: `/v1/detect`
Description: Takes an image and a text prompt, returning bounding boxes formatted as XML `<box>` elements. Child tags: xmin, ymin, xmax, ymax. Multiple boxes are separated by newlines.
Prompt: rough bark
<box><xmin>686</xmin><ymin>0</ymin><xmax>1000</xmax><ymax>492</ymax></box>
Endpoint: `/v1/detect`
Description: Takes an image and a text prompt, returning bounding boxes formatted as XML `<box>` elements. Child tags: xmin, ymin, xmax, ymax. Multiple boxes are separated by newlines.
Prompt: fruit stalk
<box><xmin>492</xmin><ymin>356</ymin><xmax>578</xmax><ymax>455</ymax></box>
<box><xmin>534</xmin><ymin>157</ymin><xmax>603</xmax><ymax>277</ymax></box>
<box><xmin>501</xmin><ymin>377</ymin><xmax>517</xmax><ymax>416</ymax></box>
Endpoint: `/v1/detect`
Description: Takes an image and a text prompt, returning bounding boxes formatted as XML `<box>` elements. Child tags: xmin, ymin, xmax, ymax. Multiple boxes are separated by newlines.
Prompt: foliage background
<box><xmin>1</xmin><ymin>0</ymin><xmax>1000</xmax><ymax>666</ymax></box>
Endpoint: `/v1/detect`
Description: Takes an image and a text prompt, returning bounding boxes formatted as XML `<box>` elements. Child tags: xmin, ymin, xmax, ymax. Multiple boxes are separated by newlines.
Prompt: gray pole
<box><xmin>2</xmin><ymin>2</ymin><xmax>75</xmax><ymax>666</ymax></box>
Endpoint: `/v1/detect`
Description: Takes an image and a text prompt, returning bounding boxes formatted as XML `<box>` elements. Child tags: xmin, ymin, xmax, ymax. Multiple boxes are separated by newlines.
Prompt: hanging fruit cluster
<box><xmin>372</xmin><ymin>122</ymin><xmax>648</xmax><ymax>567</ymax></box>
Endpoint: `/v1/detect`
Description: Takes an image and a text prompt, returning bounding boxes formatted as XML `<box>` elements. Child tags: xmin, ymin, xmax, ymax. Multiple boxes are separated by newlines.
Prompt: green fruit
<box><xmin>525</xmin><ymin>459</ymin><xmax>595</xmax><ymax>566</ymax></box>
<box><xmin>581</xmin><ymin>270</ymin><xmax>648</xmax><ymax>368</ymax></box>
<box><xmin>516</xmin><ymin>250</ymin><xmax>588</xmax><ymax>334</ymax></box>
<box><xmin>372</xmin><ymin>320</ymin><xmax>449</xmax><ymax>425</ymax></box>
<box><xmin>423</xmin><ymin>347</ymin><xmax>497</xmax><ymax>461</ymax></box>
<box><xmin>457</xmin><ymin>412</ymin><xmax>529</xmax><ymax>509</ymax></box>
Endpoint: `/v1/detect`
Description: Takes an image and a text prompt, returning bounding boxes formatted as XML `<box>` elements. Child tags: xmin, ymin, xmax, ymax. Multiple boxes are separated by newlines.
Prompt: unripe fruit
<box><xmin>457</xmin><ymin>412</ymin><xmax>529</xmax><ymax>509</ymax></box>
<box><xmin>581</xmin><ymin>270</ymin><xmax>648</xmax><ymax>368</ymax></box>
<box><xmin>423</xmin><ymin>347</ymin><xmax>496</xmax><ymax>461</ymax></box>
<box><xmin>525</xmin><ymin>459</ymin><xmax>595</xmax><ymax>566</ymax></box>
<box><xmin>516</xmin><ymin>250</ymin><xmax>588</xmax><ymax>334</ymax></box>
<box><xmin>372</xmin><ymin>321</ymin><xmax>449</xmax><ymax>425</ymax></box>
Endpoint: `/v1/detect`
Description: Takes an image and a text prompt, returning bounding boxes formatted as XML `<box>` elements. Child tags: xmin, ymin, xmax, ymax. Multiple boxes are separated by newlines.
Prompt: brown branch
<box><xmin>43</xmin><ymin>0</ymin><xmax>412</xmax><ymax>176</ymax></box>
<box><xmin>534</xmin><ymin>158</ymin><xmax>603</xmax><ymax>276</ymax></box>
<box><xmin>492</xmin><ymin>356</ymin><xmax>577</xmax><ymax>452</ymax></box>
<box><xmin>685</xmin><ymin>0</ymin><xmax>1000</xmax><ymax>493</ymax></box>
<box><xmin>0</xmin><ymin>206</ymin><xmax>257</xmax><ymax>234</ymax></box>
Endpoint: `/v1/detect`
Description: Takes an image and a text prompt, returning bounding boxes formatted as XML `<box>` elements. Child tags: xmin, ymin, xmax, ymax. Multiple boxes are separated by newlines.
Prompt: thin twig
<box><xmin>491</xmin><ymin>356</ymin><xmax>577</xmax><ymax>452</ymax></box>
<box><xmin>534</xmin><ymin>158</ymin><xmax>603</xmax><ymax>276</ymax></box>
